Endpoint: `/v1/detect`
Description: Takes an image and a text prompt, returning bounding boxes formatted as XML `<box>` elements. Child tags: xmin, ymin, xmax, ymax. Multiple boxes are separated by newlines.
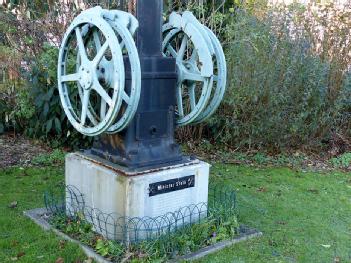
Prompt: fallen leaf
<box><xmin>59</xmin><ymin>240</ymin><xmax>66</xmax><ymax>249</ymax></box>
<box><xmin>276</xmin><ymin>221</ymin><xmax>287</xmax><ymax>225</ymax></box>
<box><xmin>334</xmin><ymin>256</ymin><xmax>341</xmax><ymax>263</ymax></box>
<box><xmin>321</xmin><ymin>244</ymin><xmax>331</xmax><ymax>248</ymax></box>
<box><xmin>8</xmin><ymin>201</ymin><xmax>18</xmax><ymax>209</ymax></box>
<box><xmin>37</xmin><ymin>255</ymin><xmax>44</xmax><ymax>259</ymax></box>
<box><xmin>11</xmin><ymin>240</ymin><xmax>19</xmax><ymax>247</ymax></box>
<box><xmin>257</xmin><ymin>187</ymin><xmax>267</xmax><ymax>192</ymax></box>
<box><xmin>268</xmin><ymin>239</ymin><xmax>277</xmax><ymax>247</ymax></box>
<box><xmin>83</xmin><ymin>258</ymin><xmax>93</xmax><ymax>263</ymax></box>
<box><xmin>307</xmin><ymin>189</ymin><xmax>319</xmax><ymax>194</ymax></box>
<box><xmin>10</xmin><ymin>257</ymin><xmax>18</xmax><ymax>261</ymax></box>
<box><xmin>20</xmin><ymin>171</ymin><xmax>30</xmax><ymax>177</ymax></box>
<box><xmin>56</xmin><ymin>257</ymin><xmax>64</xmax><ymax>263</ymax></box>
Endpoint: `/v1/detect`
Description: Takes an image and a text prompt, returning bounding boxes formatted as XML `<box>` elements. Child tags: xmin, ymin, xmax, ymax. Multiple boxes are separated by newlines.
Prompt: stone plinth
<box><xmin>65</xmin><ymin>153</ymin><xmax>210</xmax><ymax>241</ymax></box>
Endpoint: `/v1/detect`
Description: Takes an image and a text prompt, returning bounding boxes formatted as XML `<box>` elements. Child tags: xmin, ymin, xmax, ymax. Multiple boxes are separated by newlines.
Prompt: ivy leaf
<box><xmin>46</xmin><ymin>119</ymin><xmax>53</xmax><ymax>134</ymax></box>
<box><xmin>54</xmin><ymin>117</ymin><xmax>62</xmax><ymax>134</ymax></box>
<box><xmin>44</xmin><ymin>88</ymin><xmax>55</xmax><ymax>101</ymax></box>
<box><xmin>43</xmin><ymin>102</ymin><xmax>49</xmax><ymax>117</ymax></box>
<box><xmin>34</xmin><ymin>94</ymin><xmax>44</xmax><ymax>108</ymax></box>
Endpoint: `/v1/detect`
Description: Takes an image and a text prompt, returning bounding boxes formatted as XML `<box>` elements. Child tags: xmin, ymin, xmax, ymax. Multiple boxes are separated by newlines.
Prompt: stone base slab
<box><xmin>65</xmin><ymin>153</ymin><xmax>210</xmax><ymax>240</ymax></box>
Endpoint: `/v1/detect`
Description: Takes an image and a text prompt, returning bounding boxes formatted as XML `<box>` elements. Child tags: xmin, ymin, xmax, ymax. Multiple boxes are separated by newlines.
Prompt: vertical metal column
<box><xmin>90</xmin><ymin>0</ymin><xmax>185</xmax><ymax>169</ymax></box>
<box><xmin>135</xmin><ymin>0</ymin><xmax>162</xmax><ymax>57</ymax></box>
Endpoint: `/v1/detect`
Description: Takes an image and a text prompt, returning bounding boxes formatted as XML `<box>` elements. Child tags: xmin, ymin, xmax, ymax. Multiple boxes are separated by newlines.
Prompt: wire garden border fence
<box><xmin>44</xmin><ymin>184</ymin><xmax>238</xmax><ymax>245</ymax></box>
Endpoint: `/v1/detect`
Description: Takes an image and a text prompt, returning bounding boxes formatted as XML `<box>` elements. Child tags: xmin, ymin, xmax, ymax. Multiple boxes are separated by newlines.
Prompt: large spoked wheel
<box><xmin>58</xmin><ymin>9</ymin><xmax>124</xmax><ymax>136</ymax></box>
<box><xmin>162</xmin><ymin>25</ymin><xmax>213</xmax><ymax>126</ymax></box>
<box><xmin>193</xmin><ymin>26</ymin><xmax>227</xmax><ymax>123</ymax></box>
<box><xmin>103</xmin><ymin>11</ymin><xmax>141</xmax><ymax>133</ymax></box>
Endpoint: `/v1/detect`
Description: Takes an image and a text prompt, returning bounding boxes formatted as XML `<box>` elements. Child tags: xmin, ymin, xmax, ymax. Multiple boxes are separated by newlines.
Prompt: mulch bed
<box><xmin>0</xmin><ymin>133</ymin><xmax>50</xmax><ymax>168</ymax></box>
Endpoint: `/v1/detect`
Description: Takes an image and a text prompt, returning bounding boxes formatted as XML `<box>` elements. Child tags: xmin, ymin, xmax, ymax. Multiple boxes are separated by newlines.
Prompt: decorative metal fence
<box><xmin>44</xmin><ymin>184</ymin><xmax>237</xmax><ymax>244</ymax></box>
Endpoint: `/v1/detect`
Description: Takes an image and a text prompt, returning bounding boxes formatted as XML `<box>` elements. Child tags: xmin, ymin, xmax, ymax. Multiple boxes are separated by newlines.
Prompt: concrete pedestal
<box><xmin>65</xmin><ymin>153</ymin><xmax>210</xmax><ymax>241</ymax></box>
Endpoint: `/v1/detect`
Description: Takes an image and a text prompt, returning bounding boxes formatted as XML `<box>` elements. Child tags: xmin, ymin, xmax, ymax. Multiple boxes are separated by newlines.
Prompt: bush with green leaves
<box><xmin>0</xmin><ymin>93</ymin><xmax>10</xmax><ymax>134</ymax></box>
<box><xmin>204</xmin><ymin>9</ymin><xmax>351</xmax><ymax>152</ymax></box>
<box><xmin>3</xmin><ymin>1</ymin><xmax>351</xmax><ymax>154</ymax></box>
<box><xmin>330</xmin><ymin>152</ymin><xmax>351</xmax><ymax>169</ymax></box>
<box><xmin>20</xmin><ymin>44</ymin><xmax>93</xmax><ymax>149</ymax></box>
<box><xmin>0</xmin><ymin>80</ymin><xmax>23</xmax><ymax>134</ymax></box>
<box><xmin>31</xmin><ymin>149</ymin><xmax>65</xmax><ymax>166</ymax></box>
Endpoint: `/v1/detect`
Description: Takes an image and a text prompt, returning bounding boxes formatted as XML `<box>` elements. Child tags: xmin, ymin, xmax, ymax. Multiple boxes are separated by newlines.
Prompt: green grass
<box><xmin>0</xmin><ymin>163</ymin><xmax>350</xmax><ymax>262</ymax></box>
<box><xmin>0</xmin><ymin>167</ymin><xmax>88</xmax><ymax>262</ymax></box>
<box><xmin>202</xmin><ymin>164</ymin><xmax>351</xmax><ymax>263</ymax></box>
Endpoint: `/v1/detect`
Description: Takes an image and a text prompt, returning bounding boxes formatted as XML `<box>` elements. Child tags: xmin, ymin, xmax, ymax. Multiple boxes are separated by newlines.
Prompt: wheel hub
<box><xmin>79</xmin><ymin>65</ymin><xmax>94</xmax><ymax>90</ymax></box>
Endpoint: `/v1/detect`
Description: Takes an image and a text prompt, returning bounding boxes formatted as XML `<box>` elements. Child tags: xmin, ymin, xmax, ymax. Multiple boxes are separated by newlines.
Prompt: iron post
<box><xmin>89</xmin><ymin>0</ymin><xmax>185</xmax><ymax>169</ymax></box>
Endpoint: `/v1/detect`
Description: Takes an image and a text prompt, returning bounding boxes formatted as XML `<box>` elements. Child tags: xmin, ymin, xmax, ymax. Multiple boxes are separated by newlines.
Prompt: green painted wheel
<box><xmin>102</xmin><ymin>10</ymin><xmax>141</xmax><ymax>133</ymax></box>
<box><xmin>58</xmin><ymin>7</ymin><xmax>125</xmax><ymax>136</ymax></box>
<box><xmin>193</xmin><ymin>25</ymin><xmax>227</xmax><ymax>123</ymax></box>
<box><xmin>58</xmin><ymin>7</ymin><xmax>141</xmax><ymax>136</ymax></box>
<box><xmin>163</xmin><ymin>11</ymin><xmax>227</xmax><ymax>125</ymax></box>
<box><xmin>162</xmin><ymin>13</ymin><xmax>214</xmax><ymax>126</ymax></box>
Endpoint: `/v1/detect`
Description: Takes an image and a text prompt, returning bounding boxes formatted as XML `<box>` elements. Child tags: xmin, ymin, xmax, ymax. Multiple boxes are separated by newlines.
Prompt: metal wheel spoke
<box><xmin>189</xmin><ymin>84</ymin><xmax>196</xmax><ymax>110</ymax></box>
<box><xmin>77</xmin><ymin>88</ymin><xmax>97</xmax><ymax>125</ymax></box>
<box><xmin>166</xmin><ymin>44</ymin><xmax>177</xmax><ymax>58</ymax></box>
<box><xmin>93</xmin><ymin>41</ymin><xmax>109</xmax><ymax>67</ymax></box>
<box><xmin>178</xmin><ymin>35</ymin><xmax>188</xmax><ymax>59</ymax></box>
<box><xmin>100</xmin><ymin>100</ymin><xmax>107</xmax><ymax>119</ymax></box>
<box><xmin>93</xmin><ymin>29</ymin><xmax>102</xmax><ymax>51</ymax></box>
<box><xmin>81</xmin><ymin>89</ymin><xmax>91</xmax><ymax>125</ymax></box>
<box><xmin>61</xmin><ymin>73</ymin><xmax>80</xmax><ymax>82</ymax></box>
<box><xmin>183</xmin><ymin>70</ymin><xmax>205</xmax><ymax>82</ymax></box>
<box><xmin>120</xmin><ymin>40</ymin><xmax>125</xmax><ymax>50</ymax></box>
<box><xmin>75</xmin><ymin>27</ymin><xmax>88</xmax><ymax>62</ymax></box>
<box><xmin>122</xmin><ymin>91</ymin><xmax>130</xmax><ymax>104</ymax></box>
<box><xmin>87</xmin><ymin>110</ymin><xmax>98</xmax><ymax>126</ymax></box>
<box><xmin>213</xmin><ymin>74</ymin><xmax>218</xmax><ymax>82</ymax></box>
<box><xmin>93</xmin><ymin>81</ymin><xmax>113</xmax><ymax>106</ymax></box>
<box><xmin>189</xmin><ymin>49</ymin><xmax>198</xmax><ymax>63</ymax></box>
<box><xmin>177</xmin><ymin>86</ymin><xmax>184</xmax><ymax>117</ymax></box>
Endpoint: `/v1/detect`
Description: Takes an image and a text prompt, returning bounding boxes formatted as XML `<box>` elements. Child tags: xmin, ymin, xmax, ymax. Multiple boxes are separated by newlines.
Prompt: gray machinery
<box><xmin>58</xmin><ymin>2</ymin><xmax>226</xmax><ymax>169</ymax></box>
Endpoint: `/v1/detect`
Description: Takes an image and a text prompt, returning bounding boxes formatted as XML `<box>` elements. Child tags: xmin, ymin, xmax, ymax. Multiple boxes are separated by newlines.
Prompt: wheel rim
<box><xmin>193</xmin><ymin>25</ymin><xmax>227</xmax><ymax>123</ymax></box>
<box><xmin>57</xmin><ymin>9</ymin><xmax>125</xmax><ymax>136</ymax></box>
<box><xmin>162</xmin><ymin>23</ymin><xmax>213</xmax><ymax>126</ymax></box>
<box><xmin>103</xmin><ymin>12</ymin><xmax>141</xmax><ymax>133</ymax></box>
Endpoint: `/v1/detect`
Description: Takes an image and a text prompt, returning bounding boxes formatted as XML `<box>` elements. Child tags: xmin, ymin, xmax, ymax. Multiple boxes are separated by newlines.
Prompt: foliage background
<box><xmin>0</xmin><ymin>0</ymin><xmax>350</xmax><ymax>153</ymax></box>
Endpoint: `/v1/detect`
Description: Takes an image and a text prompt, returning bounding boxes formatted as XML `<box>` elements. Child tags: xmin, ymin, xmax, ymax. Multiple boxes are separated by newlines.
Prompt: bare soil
<box><xmin>0</xmin><ymin>133</ymin><xmax>50</xmax><ymax>168</ymax></box>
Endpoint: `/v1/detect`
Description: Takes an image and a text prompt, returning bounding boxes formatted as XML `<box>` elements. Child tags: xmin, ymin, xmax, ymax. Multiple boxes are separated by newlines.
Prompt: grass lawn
<box><xmin>0</xmin><ymin>163</ymin><xmax>350</xmax><ymax>262</ymax></box>
<box><xmin>0</xmin><ymin>166</ymin><xmax>87</xmax><ymax>262</ymax></box>
<box><xmin>203</xmin><ymin>164</ymin><xmax>351</xmax><ymax>263</ymax></box>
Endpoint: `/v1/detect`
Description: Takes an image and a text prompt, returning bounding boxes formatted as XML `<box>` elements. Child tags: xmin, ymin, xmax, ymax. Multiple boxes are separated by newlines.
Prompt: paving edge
<box><xmin>172</xmin><ymin>228</ymin><xmax>263</xmax><ymax>262</ymax></box>
<box><xmin>24</xmin><ymin>208</ymin><xmax>110</xmax><ymax>263</ymax></box>
<box><xmin>24</xmin><ymin>207</ymin><xmax>263</xmax><ymax>262</ymax></box>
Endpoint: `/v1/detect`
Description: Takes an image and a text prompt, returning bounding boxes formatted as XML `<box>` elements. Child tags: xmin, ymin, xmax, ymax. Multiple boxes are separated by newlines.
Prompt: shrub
<box><xmin>330</xmin><ymin>152</ymin><xmax>351</xmax><ymax>169</ymax></box>
<box><xmin>20</xmin><ymin>44</ymin><xmax>93</xmax><ymax>149</ymax></box>
<box><xmin>0</xmin><ymin>80</ymin><xmax>23</xmax><ymax>134</ymax></box>
<box><xmin>202</xmin><ymin>6</ymin><xmax>351</xmax><ymax>152</ymax></box>
<box><xmin>2</xmin><ymin>1</ymin><xmax>351</xmax><ymax>154</ymax></box>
